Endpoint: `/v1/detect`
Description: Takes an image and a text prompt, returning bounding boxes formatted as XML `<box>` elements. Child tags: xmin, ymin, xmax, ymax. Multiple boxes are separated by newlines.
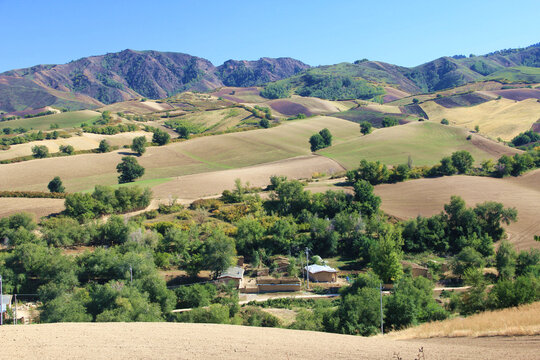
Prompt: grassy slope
<box><xmin>0</xmin><ymin>110</ymin><xmax>100</xmax><ymax>131</ymax></box>
<box><xmin>420</xmin><ymin>98</ymin><xmax>540</xmax><ymax>141</ymax></box>
<box><xmin>319</xmin><ymin>121</ymin><xmax>512</xmax><ymax>168</ymax></box>
<box><xmin>485</xmin><ymin>66</ymin><xmax>540</xmax><ymax>83</ymax></box>
<box><xmin>0</xmin><ymin>116</ymin><xmax>360</xmax><ymax>192</ymax></box>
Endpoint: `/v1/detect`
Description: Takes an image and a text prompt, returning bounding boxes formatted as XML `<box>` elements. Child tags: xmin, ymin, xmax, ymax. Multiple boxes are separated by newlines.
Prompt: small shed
<box><xmin>217</xmin><ymin>266</ymin><xmax>244</xmax><ymax>289</ymax></box>
<box><xmin>305</xmin><ymin>265</ymin><xmax>338</xmax><ymax>283</ymax></box>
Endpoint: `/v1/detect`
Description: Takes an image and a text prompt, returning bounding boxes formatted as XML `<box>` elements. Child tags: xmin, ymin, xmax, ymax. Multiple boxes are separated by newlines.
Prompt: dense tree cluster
<box><xmin>260</xmin><ymin>83</ymin><xmax>290</xmax><ymax>99</ymax></box>
<box><xmin>296</xmin><ymin>74</ymin><xmax>384</xmax><ymax>101</ymax></box>
<box><xmin>309</xmin><ymin>128</ymin><xmax>332</xmax><ymax>151</ymax></box>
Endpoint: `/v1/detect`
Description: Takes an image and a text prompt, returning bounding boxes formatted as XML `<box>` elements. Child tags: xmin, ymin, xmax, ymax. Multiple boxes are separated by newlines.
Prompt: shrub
<box><xmin>32</xmin><ymin>145</ymin><xmax>49</xmax><ymax>158</ymax></box>
<box><xmin>440</xmin><ymin>119</ymin><xmax>449</xmax><ymax>125</ymax></box>
<box><xmin>47</xmin><ymin>176</ymin><xmax>65</xmax><ymax>193</ymax></box>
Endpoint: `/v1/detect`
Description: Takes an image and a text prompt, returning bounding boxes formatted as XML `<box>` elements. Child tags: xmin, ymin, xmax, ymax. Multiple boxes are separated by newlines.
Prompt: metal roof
<box><xmin>218</xmin><ymin>266</ymin><xmax>244</xmax><ymax>279</ymax></box>
<box><xmin>305</xmin><ymin>264</ymin><xmax>338</xmax><ymax>273</ymax></box>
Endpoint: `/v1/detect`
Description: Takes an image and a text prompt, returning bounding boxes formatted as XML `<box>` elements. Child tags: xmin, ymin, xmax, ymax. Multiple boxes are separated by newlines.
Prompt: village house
<box><xmin>216</xmin><ymin>266</ymin><xmax>244</xmax><ymax>289</ymax></box>
<box><xmin>305</xmin><ymin>264</ymin><xmax>338</xmax><ymax>283</ymax></box>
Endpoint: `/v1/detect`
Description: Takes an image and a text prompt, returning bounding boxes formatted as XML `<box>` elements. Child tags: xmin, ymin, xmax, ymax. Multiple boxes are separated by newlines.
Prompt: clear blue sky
<box><xmin>1</xmin><ymin>0</ymin><xmax>539</xmax><ymax>72</ymax></box>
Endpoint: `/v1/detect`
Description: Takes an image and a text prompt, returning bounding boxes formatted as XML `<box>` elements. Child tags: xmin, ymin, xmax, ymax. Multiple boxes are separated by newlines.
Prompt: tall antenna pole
<box><xmin>130</xmin><ymin>266</ymin><xmax>133</xmax><ymax>285</ymax></box>
<box><xmin>305</xmin><ymin>248</ymin><xmax>309</xmax><ymax>290</ymax></box>
<box><xmin>380</xmin><ymin>283</ymin><xmax>384</xmax><ymax>334</ymax></box>
<box><xmin>14</xmin><ymin>294</ymin><xmax>17</xmax><ymax>325</ymax></box>
<box><xmin>0</xmin><ymin>275</ymin><xmax>3</xmax><ymax>326</ymax></box>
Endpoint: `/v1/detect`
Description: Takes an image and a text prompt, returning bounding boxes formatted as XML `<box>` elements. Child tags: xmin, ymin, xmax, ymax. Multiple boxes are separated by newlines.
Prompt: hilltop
<box><xmin>1</xmin><ymin>43</ymin><xmax>538</xmax><ymax>113</ymax></box>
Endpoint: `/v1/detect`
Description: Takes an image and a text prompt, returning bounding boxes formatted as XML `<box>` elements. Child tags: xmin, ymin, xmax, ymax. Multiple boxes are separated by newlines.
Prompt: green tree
<box><xmin>319</xmin><ymin>128</ymin><xmax>332</xmax><ymax>147</ymax></box>
<box><xmin>438</xmin><ymin>156</ymin><xmax>457</xmax><ymax>176</ymax></box>
<box><xmin>382</xmin><ymin>117</ymin><xmax>399</xmax><ymax>127</ymax></box>
<box><xmin>131</xmin><ymin>136</ymin><xmax>147</xmax><ymax>156</ymax></box>
<box><xmin>352</xmin><ymin>180</ymin><xmax>381</xmax><ymax>217</ymax></box>
<box><xmin>40</xmin><ymin>290</ymin><xmax>92</xmax><ymax>323</ymax></box>
<box><xmin>152</xmin><ymin>129</ymin><xmax>170</xmax><ymax>146</ymax></box>
<box><xmin>202</xmin><ymin>229</ymin><xmax>237</xmax><ymax>278</ymax></box>
<box><xmin>47</xmin><ymin>176</ymin><xmax>65</xmax><ymax>193</ymax></box>
<box><xmin>495</xmin><ymin>239</ymin><xmax>517</xmax><ymax>280</ymax></box>
<box><xmin>31</xmin><ymin>145</ymin><xmax>49</xmax><ymax>158</ymax></box>
<box><xmin>451</xmin><ymin>247</ymin><xmax>485</xmax><ymax>277</ymax></box>
<box><xmin>360</xmin><ymin>121</ymin><xmax>372</xmax><ymax>135</ymax></box>
<box><xmin>451</xmin><ymin>150</ymin><xmax>474</xmax><ymax>174</ymax></box>
<box><xmin>309</xmin><ymin>133</ymin><xmax>325</xmax><ymax>152</ymax></box>
<box><xmin>59</xmin><ymin>145</ymin><xmax>74</xmax><ymax>155</ymax></box>
<box><xmin>116</xmin><ymin>156</ymin><xmax>145</xmax><ymax>183</ymax></box>
<box><xmin>370</xmin><ymin>225</ymin><xmax>403</xmax><ymax>283</ymax></box>
<box><xmin>259</xmin><ymin>118</ymin><xmax>270</xmax><ymax>128</ymax></box>
<box><xmin>98</xmin><ymin>139</ymin><xmax>111</xmax><ymax>153</ymax></box>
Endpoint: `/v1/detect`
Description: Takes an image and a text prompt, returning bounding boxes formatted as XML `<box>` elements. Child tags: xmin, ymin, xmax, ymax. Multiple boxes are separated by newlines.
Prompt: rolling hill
<box><xmin>0</xmin><ymin>50</ymin><xmax>309</xmax><ymax>113</ymax></box>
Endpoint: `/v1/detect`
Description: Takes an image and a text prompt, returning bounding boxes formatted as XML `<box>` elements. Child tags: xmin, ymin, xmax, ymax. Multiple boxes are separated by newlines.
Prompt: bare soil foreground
<box><xmin>0</xmin><ymin>197</ymin><xmax>65</xmax><ymax>219</ymax></box>
<box><xmin>374</xmin><ymin>169</ymin><xmax>540</xmax><ymax>250</ymax></box>
<box><xmin>0</xmin><ymin>322</ymin><xmax>538</xmax><ymax>360</ymax></box>
<box><xmin>152</xmin><ymin>155</ymin><xmax>344</xmax><ymax>199</ymax></box>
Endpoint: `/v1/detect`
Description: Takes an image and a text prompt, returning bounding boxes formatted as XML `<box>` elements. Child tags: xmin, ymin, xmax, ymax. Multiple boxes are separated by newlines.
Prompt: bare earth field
<box><xmin>0</xmin><ymin>197</ymin><xmax>64</xmax><ymax>218</ymax></box>
<box><xmin>374</xmin><ymin>170</ymin><xmax>540</xmax><ymax>250</ymax></box>
<box><xmin>0</xmin><ymin>131</ymin><xmax>152</xmax><ymax>160</ymax></box>
<box><xmin>152</xmin><ymin>155</ymin><xmax>344</xmax><ymax>199</ymax></box>
<box><xmin>0</xmin><ymin>116</ymin><xmax>359</xmax><ymax>192</ymax></box>
<box><xmin>0</xmin><ymin>322</ymin><xmax>538</xmax><ymax>360</ymax></box>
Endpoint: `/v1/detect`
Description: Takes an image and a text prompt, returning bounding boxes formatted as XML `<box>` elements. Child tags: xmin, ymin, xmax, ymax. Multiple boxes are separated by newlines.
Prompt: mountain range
<box><xmin>0</xmin><ymin>43</ymin><xmax>538</xmax><ymax>113</ymax></box>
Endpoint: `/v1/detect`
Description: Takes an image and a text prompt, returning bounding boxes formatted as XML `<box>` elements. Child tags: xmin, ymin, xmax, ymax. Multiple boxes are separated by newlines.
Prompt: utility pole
<box><xmin>129</xmin><ymin>266</ymin><xmax>133</xmax><ymax>285</ymax></box>
<box><xmin>305</xmin><ymin>248</ymin><xmax>310</xmax><ymax>290</ymax></box>
<box><xmin>0</xmin><ymin>275</ymin><xmax>3</xmax><ymax>326</ymax></box>
<box><xmin>380</xmin><ymin>283</ymin><xmax>384</xmax><ymax>334</ymax></box>
<box><xmin>14</xmin><ymin>294</ymin><xmax>17</xmax><ymax>325</ymax></box>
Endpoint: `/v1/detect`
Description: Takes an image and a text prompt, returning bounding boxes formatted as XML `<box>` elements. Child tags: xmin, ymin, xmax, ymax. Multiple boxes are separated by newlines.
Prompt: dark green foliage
<box><xmin>496</xmin><ymin>240</ymin><xmax>517</xmax><ymax>280</ymax></box>
<box><xmin>347</xmin><ymin>159</ymin><xmax>389</xmax><ymax>185</ymax></box>
<box><xmin>64</xmin><ymin>185</ymin><xmax>151</xmax><ymax>221</ymax></box>
<box><xmin>319</xmin><ymin>128</ymin><xmax>332</xmax><ymax>147</ymax></box>
<box><xmin>31</xmin><ymin>144</ymin><xmax>49</xmax><ymax>158</ymax></box>
<box><xmin>117</xmin><ymin>156</ymin><xmax>145</xmax><ymax>183</ymax></box>
<box><xmin>175</xmin><ymin>283</ymin><xmax>217</xmax><ymax>309</ymax></box>
<box><xmin>489</xmin><ymin>275</ymin><xmax>540</xmax><ymax>309</ymax></box>
<box><xmin>333</xmin><ymin>273</ymin><xmax>381</xmax><ymax>335</ymax></box>
<box><xmin>202</xmin><ymin>229</ymin><xmax>237</xmax><ymax>277</ymax></box>
<box><xmin>259</xmin><ymin>118</ymin><xmax>270</xmax><ymax>128</ymax></box>
<box><xmin>451</xmin><ymin>247</ymin><xmax>485</xmax><ymax>277</ymax></box>
<box><xmin>260</xmin><ymin>83</ymin><xmax>290</xmax><ymax>99</ymax></box>
<box><xmin>59</xmin><ymin>144</ymin><xmax>74</xmax><ymax>155</ymax></box>
<box><xmin>451</xmin><ymin>150</ymin><xmax>474</xmax><ymax>174</ymax></box>
<box><xmin>296</xmin><ymin>74</ymin><xmax>384</xmax><ymax>101</ymax></box>
<box><xmin>381</xmin><ymin>117</ymin><xmax>399</xmax><ymax>127</ymax></box>
<box><xmin>360</xmin><ymin>121</ymin><xmax>372</xmax><ymax>135</ymax></box>
<box><xmin>385</xmin><ymin>276</ymin><xmax>447</xmax><ymax>331</ymax></box>
<box><xmin>516</xmin><ymin>249</ymin><xmax>540</xmax><ymax>277</ymax></box>
<box><xmin>369</xmin><ymin>225</ymin><xmax>403</xmax><ymax>283</ymax></box>
<box><xmin>47</xmin><ymin>176</ymin><xmax>65</xmax><ymax>193</ymax></box>
<box><xmin>131</xmin><ymin>136</ymin><xmax>147</xmax><ymax>156</ymax></box>
<box><xmin>152</xmin><ymin>129</ymin><xmax>170</xmax><ymax>145</ymax></box>
<box><xmin>97</xmin><ymin>139</ymin><xmax>111</xmax><ymax>153</ymax></box>
<box><xmin>83</xmin><ymin>123</ymin><xmax>138</xmax><ymax>135</ymax></box>
<box><xmin>441</xmin><ymin>118</ymin><xmax>449</xmax><ymax>125</ymax></box>
<box><xmin>40</xmin><ymin>290</ymin><xmax>92</xmax><ymax>323</ymax></box>
<box><xmin>239</xmin><ymin>306</ymin><xmax>282</xmax><ymax>327</ymax></box>
<box><xmin>41</xmin><ymin>217</ymin><xmax>91</xmax><ymax>246</ymax></box>
<box><xmin>309</xmin><ymin>133</ymin><xmax>325</xmax><ymax>152</ymax></box>
<box><xmin>352</xmin><ymin>180</ymin><xmax>381</xmax><ymax>217</ymax></box>
<box><xmin>511</xmin><ymin>130</ymin><xmax>540</xmax><ymax>147</ymax></box>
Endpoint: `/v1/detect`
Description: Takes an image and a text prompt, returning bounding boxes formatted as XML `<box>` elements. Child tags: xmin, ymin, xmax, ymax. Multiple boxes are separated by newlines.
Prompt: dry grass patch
<box><xmin>389</xmin><ymin>302</ymin><xmax>540</xmax><ymax>339</ymax></box>
<box><xmin>420</xmin><ymin>98</ymin><xmax>540</xmax><ymax>141</ymax></box>
<box><xmin>0</xmin><ymin>197</ymin><xmax>64</xmax><ymax>218</ymax></box>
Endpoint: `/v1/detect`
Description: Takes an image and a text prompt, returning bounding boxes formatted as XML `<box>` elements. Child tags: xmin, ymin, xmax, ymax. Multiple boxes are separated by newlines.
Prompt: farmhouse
<box><xmin>216</xmin><ymin>266</ymin><xmax>244</xmax><ymax>289</ymax></box>
<box><xmin>305</xmin><ymin>265</ymin><xmax>338</xmax><ymax>283</ymax></box>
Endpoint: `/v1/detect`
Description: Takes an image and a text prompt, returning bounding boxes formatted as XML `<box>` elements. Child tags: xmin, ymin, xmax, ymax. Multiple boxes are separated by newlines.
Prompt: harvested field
<box><xmin>0</xmin><ymin>110</ymin><xmax>100</xmax><ymax>131</ymax></box>
<box><xmin>319</xmin><ymin>122</ymin><xmax>518</xmax><ymax>169</ymax></box>
<box><xmin>374</xmin><ymin>170</ymin><xmax>540</xmax><ymax>250</ymax></box>
<box><xmin>362</xmin><ymin>102</ymin><xmax>402</xmax><ymax>114</ymax></box>
<box><xmin>0</xmin><ymin>322</ymin><xmax>537</xmax><ymax>360</ymax></box>
<box><xmin>330</xmin><ymin>108</ymin><xmax>412</xmax><ymax>127</ymax></box>
<box><xmin>0</xmin><ymin>116</ymin><xmax>359</xmax><ymax>192</ymax></box>
<box><xmin>152</xmin><ymin>155</ymin><xmax>344</xmax><ymax>199</ymax></box>
<box><xmin>390</xmin><ymin>302</ymin><xmax>540</xmax><ymax>339</ymax></box>
<box><xmin>99</xmin><ymin>100</ymin><xmax>174</xmax><ymax>114</ymax></box>
<box><xmin>210</xmin><ymin>87</ymin><xmax>266</xmax><ymax>103</ymax></box>
<box><xmin>0</xmin><ymin>131</ymin><xmax>152</xmax><ymax>160</ymax></box>
<box><xmin>167</xmin><ymin>107</ymin><xmax>253</xmax><ymax>133</ymax></box>
<box><xmin>267</xmin><ymin>96</ymin><xmax>348</xmax><ymax>117</ymax></box>
<box><xmin>420</xmin><ymin>98</ymin><xmax>540</xmax><ymax>141</ymax></box>
<box><xmin>0</xmin><ymin>197</ymin><xmax>64</xmax><ymax>218</ymax></box>
<box><xmin>433</xmin><ymin>92</ymin><xmax>492</xmax><ymax>108</ymax></box>
<box><xmin>383</xmin><ymin>86</ymin><xmax>410</xmax><ymax>102</ymax></box>
<box><xmin>482</xmin><ymin>88</ymin><xmax>540</xmax><ymax>101</ymax></box>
